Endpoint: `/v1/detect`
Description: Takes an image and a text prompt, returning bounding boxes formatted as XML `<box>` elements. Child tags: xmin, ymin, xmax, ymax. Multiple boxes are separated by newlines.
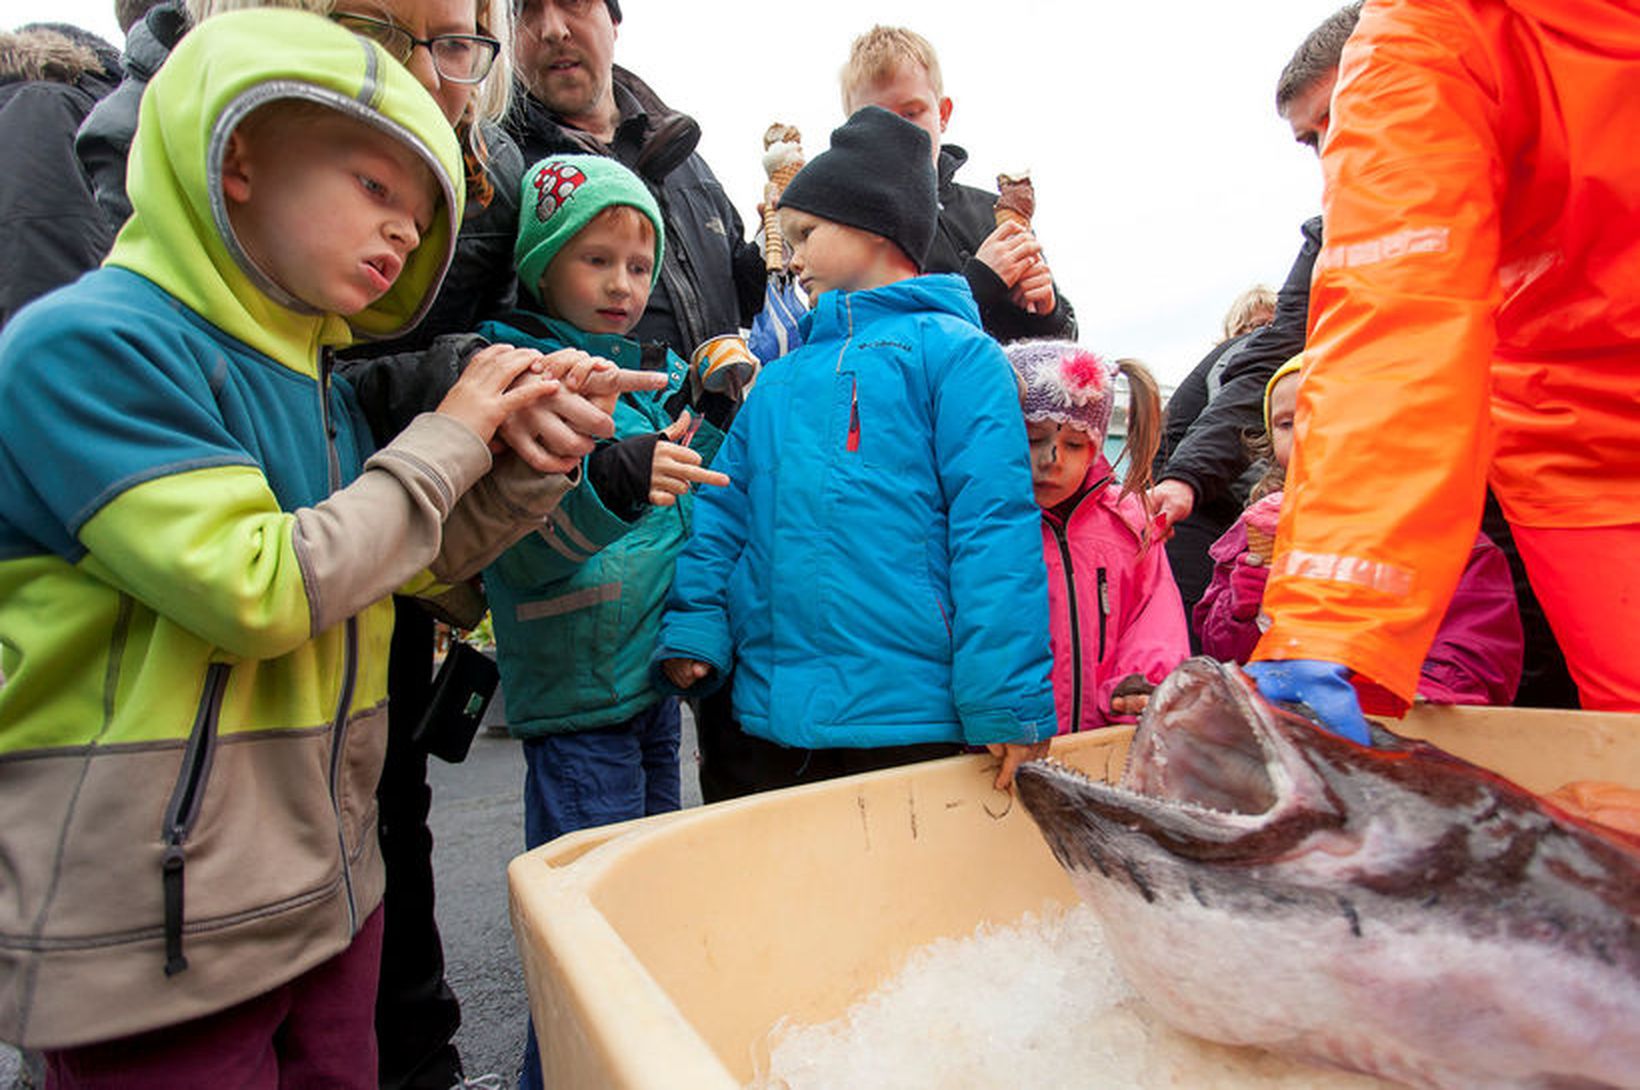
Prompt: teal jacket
<box><xmin>480</xmin><ymin>313</ymin><xmax>725</xmax><ymax>734</ymax></box>
<box><xmin>0</xmin><ymin>11</ymin><xmax>571</xmax><ymax>1049</ymax></box>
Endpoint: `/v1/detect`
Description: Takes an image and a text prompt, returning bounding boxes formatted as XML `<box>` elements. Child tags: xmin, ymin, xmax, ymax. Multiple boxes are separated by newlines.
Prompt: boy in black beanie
<box><xmin>655</xmin><ymin>107</ymin><xmax>1057</xmax><ymax>796</ymax></box>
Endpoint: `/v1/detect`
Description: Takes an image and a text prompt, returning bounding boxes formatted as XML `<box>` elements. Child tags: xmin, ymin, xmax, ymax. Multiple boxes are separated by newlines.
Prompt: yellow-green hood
<box><xmin>107</xmin><ymin>8</ymin><xmax>465</xmax><ymax>368</ymax></box>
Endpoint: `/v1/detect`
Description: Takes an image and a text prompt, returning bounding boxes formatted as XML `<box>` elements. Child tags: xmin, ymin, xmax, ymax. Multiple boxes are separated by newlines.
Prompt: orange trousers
<box><xmin>1511</xmin><ymin>523</ymin><xmax>1640</xmax><ymax>711</ymax></box>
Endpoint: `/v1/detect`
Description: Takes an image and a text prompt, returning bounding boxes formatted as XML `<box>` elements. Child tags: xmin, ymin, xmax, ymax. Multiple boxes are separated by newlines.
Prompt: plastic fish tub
<box><xmin>507</xmin><ymin>705</ymin><xmax>1640</xmax><ymax>1089</ymax></box>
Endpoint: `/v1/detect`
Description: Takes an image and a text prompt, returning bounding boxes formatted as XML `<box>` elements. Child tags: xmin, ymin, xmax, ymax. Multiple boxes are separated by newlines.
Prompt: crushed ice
<box><xmin>749</xmin><ymin>905</ymin><xmax>1389</xmax><ymax>1090</ymax></box>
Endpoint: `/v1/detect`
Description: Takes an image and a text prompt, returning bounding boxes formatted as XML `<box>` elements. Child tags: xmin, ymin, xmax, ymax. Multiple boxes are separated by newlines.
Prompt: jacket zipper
<box><xmin>1048</xmin><ymin>520</ymin><xmax>1083</xmax><ymax>733</ymax></box>
<box><xmin>1047</xmin><ymin>483</ymin><xmax>1108</xmax><ymax>733</ymax></box>
<box><xmin>835</xmin><ymin>297</ymin><xmax>858</xmax><ymax>452</ymax></box>
<box><xmin>1097</xmin><ymin>567</ymin><xmax>1110</xmax><ymax>662</ymax></box>
<box><xmin>160</xmin><ymin>661</ymin><xmax>230</xmax><ymax>975</ymax></box>
<box><xmin>319</xmin><ymin>347</ymin><xmax>360</xmax><ymax>933</ymax></box>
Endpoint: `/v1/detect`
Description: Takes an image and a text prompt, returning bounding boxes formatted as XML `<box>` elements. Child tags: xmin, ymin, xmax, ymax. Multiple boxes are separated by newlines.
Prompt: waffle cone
<box><xmin>762</xmin><ymin>165</ymin><xmax>803</xmax><ymax>274</ymax></box>
<box><xmin>994</xmin><ymin>207</ymin><xmax>1030</xmax><ymax>232</ymax></box>
<box><xmin>1243</xmin><ymin>526</ymin><xmax>1276</xmax><ymax>565</ymax></box>
<box><xmin>769</xmin><ymin>162</ymin><xmax>802</xmax><ymax>191</ymax></box>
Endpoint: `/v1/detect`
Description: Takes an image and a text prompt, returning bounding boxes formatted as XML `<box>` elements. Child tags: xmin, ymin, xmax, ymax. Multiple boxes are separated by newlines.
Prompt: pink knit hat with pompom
<box><xmin>1007</xmin><ymin>339</ymin><xmax>1118</xmax><ymax>442</ymax></box>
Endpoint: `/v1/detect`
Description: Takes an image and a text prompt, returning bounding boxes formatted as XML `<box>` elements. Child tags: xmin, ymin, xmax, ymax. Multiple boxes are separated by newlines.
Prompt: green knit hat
<box><xmin>514</xmin><ymin>154</ymin><xmax>665</xmax><ymax>305</ymax></box>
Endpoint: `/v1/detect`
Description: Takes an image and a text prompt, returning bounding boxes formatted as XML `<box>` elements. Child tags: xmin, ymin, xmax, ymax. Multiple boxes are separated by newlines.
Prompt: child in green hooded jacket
<box><xmin>0</xmin><ymin>10</ymin><xmax>573</xmax><ymax>1084</ymax></box>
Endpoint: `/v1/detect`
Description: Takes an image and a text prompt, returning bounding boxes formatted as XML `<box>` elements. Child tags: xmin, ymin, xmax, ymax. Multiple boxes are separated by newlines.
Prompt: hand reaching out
<box><xmin>650</xmin><ymin>411</ymin><xmax>730</xmax><ymax>506</ymax></box>
<box><xmin>489</xmin><ymin>347</ymin><xmax>669</xmax><ymax>474</ymax></box>
<box><xmin>435</xmin><ymin>344</ymin><xmax>564</xmax><ymax>446</ymax></box>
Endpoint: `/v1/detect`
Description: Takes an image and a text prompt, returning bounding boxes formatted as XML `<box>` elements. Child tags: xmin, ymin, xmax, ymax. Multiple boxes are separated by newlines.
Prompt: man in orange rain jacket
<box><xmin>1244</xmin><ymin>0</ymin><xmax>1640</xmax><ymax>738</ymax></box>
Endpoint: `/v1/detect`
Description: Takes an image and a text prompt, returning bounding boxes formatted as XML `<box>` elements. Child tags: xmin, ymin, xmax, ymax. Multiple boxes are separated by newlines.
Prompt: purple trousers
<box><xmin>45</xmin><ymin>907</ymin><xmax>384</xmax><ymax>1090</ymax></box>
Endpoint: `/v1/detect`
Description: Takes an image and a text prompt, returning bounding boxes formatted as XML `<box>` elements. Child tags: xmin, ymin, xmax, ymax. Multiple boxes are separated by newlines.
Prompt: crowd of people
<box><xmin>0</xmin><ymin>0</ymin><xmax>1634</xmax><ymax>1087</ymax></box>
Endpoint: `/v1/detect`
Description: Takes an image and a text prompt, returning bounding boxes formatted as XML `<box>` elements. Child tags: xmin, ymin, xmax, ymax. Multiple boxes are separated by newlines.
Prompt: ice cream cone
<box><xmin>993</xmin><ymin>206</ymin><xmax>1030</xmax><ymax>232</ymax></box>
<box><xmin>1243</xmin><ymin>526</ymin><xmax>1276</xmax><ymax>566</ymax></box>
<box><xmin>994</xmin><ymin>170</ymin><xmax>1035</xmax><ymax>234</ymax></box>
<box><xmin>762</xmin><ymin>124</ymin><xmax>805</xmax><ymax>273</ymax></box>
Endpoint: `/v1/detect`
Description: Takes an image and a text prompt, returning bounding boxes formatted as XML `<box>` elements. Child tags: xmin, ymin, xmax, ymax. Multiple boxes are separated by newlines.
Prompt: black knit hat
<box><xmin>778</xmin><ymin>106</ymin><xmax>937</xmax><ymax>270</ymax></box>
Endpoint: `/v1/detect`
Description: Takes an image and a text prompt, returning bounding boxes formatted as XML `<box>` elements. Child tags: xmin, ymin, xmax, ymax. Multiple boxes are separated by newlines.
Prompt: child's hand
<box><xmin>974</xmin><ymin>220</ymin><xmax>1042</xmax><ymax>289</ymax></box>
<box><xmin>662</xmin><ymin>657</ymin><xmax>711</xmax><ymax>690</ymax></box>
<box><xmin>651</xmin><ymin>412</ymin><xmax>730</xmax><ymax>506</ymax></box>
<box><xmin>437</xmin><ymin>344</ymin><xmax>563</xmax><ymax>446</ymax></box>
<box><xmin>1109</xmin><ymin>674</ymin><xmax>1156</xmax><ymax>717</ymax></box>
<box><xmin>987</xmin><ymin>740</ymin><xmax>1051</xmax><ymax>792</ymax></box>
<box><xmin>1229</xmin><ymin>555</ymin><xmax>1270</xmax><ymax>622</ymax></box>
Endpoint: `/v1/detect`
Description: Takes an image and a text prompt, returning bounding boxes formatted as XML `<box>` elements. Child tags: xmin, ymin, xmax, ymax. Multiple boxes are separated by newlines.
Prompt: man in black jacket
<box><xmin>840</xmin><ymin>25</ymin><xmax>1076</xmax><ymax>343</ymax></box>
<box><xmin>0</xmin><ymin>24</ymin><xmax>121</xmax><ymax>329</ymax></box>
<box><xmin>506</xmin><ymin>0</ymin><xmax>765</xmax><ymax>359</ymax></box>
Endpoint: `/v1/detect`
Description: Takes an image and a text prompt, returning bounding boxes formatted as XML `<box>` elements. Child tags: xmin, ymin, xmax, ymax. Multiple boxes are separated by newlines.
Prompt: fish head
<box><xmin>1018</xmin><ymin>657</ymin><xmax>1353</xmax><ymax>887</ymax></box>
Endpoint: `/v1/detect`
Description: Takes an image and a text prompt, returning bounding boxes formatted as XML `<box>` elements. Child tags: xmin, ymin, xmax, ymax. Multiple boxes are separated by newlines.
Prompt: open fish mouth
<box><xmin>1018</xmin><ymin>658</ymin><xmax>1344</xmax><ymax>864</ymax></box>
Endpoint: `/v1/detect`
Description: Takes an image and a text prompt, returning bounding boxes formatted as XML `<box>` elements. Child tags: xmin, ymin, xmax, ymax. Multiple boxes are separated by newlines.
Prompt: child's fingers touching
<box><xmin>661</xmin><ymin>410</ymin><xmax>693</xmax><ymax>443</ymax></box>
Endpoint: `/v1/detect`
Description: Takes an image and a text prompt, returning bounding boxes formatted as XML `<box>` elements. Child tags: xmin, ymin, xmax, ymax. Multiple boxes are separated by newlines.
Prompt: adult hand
<box><xmin>1008</xmin><ymin>263</ymin><xmax>1057</xmax><ymax>316</ymax></box>
<box><xmin>987</xmin><ymin>740</ymin><xmax>1052</xmax><ymax>792</ymax></box>
<box><xmin>1147</xmin><ymin>479</ymin><xmax>1196</xmax><ymax>529</ymax></box>
<box><xmin>1228</xmin><ymin>556</ymin><xmax>1270</xmax><ymax>622</ymax></box>
<box><xmin>650</xmin><ymin>412</ymin><xmax>731</xmax><ymax>506</ymax></box>
<box><xmin>434</xmin><ymin>344</ymin><xmax>561</xmax><ymax>446</ymax></box>
<box><xmin>974</xmin><ymin>220</ymin><xmax>1042</xmax><ymax>289</ymax></box>
<box><xmin>1244</xmin><ymin>660</ymin><xmax>1373</xmax><ymax>746</ymax></box>
<box><xmin>491</xmin><ymin>348</ymin><xmax>667</xmax><ymax>474</ymax></box>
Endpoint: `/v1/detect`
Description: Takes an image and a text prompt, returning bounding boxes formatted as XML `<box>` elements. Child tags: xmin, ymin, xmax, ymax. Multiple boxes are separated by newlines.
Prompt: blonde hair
<box><xmin>186</xmin><ymin>0</ymin><xmax>513</xmax><ymax>132</ymax></box>
<box><xmin>840</xmin><ymin>25</ymin><xmax>943</xmax><ymax>112</ymax></box>
<box><xmin>1221</xmin><ymin>284</ymin><xmax>1276</xmax><ymax>341</ymax></box>
<box><xmin>1111</xmin><ymin>358</ymin><xmax>1164</xmax><ymax>550</ymax></box>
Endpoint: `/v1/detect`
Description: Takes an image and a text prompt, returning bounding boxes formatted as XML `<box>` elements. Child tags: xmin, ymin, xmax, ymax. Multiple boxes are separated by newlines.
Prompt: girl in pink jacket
<box><xmin>1007</xmin><ymin>340</ymin><xmax>1189</xmax><ymax>733</ymax></box>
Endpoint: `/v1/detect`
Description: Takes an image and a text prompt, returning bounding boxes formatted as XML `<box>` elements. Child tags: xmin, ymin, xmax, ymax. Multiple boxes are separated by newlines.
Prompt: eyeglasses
<box><xmin>332</xmin><ymin>13</ymin><xmax>501</xmax><ymax>85</ymax></box>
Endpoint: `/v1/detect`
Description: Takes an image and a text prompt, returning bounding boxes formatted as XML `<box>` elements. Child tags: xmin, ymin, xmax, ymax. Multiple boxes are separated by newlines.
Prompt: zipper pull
<box><xmin>847</xmin><ymin>377</ymin><xmax>861</xmax><ymax>453</ymax></box>
<box><xmin>162</xmin><ymin>843</ymin><xmax>188</xmax><ymax>976</ymax></box>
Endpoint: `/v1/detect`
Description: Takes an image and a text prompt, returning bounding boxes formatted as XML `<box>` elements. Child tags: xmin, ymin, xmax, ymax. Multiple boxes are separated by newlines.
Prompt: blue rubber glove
<box><xmin>1244</xmin><ymin>660</ymin><xmax>1373</xmax><ymax>746</ymax></box>
<box><xmin>747</xmin><ymin>279</ymin><xmax>806</xmax><ymax>364</ymax></box>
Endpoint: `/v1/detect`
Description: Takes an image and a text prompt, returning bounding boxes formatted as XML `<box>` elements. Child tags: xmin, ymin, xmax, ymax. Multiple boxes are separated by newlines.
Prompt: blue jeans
<box><xmin>518</xmin><ymin>699</ymin><xmax>681</xmax><ymax>1090</ymax></box>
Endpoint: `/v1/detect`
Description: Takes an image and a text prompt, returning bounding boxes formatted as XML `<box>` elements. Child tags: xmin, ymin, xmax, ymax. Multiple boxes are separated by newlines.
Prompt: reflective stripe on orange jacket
<box><xmin>1253</xmin><ymin>0</ymin><xmax>1640</xmax><ymax>708</ymax></box>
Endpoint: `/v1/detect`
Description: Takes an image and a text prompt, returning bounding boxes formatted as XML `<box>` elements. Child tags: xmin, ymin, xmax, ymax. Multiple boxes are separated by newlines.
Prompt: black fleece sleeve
<box><xmin>336</xmin><ymin>333</ymin><xmax>487</xmax><ymax>447</ymax></box>
<box><xmin>1159</xmin><ymin>216</ymin><xmax>1321</xmax><ymax>504</ymax></box>
<box><xmin>584</xmin><ymin>433</ymin><xmax>659</xmax><ymax>522</ymax></box>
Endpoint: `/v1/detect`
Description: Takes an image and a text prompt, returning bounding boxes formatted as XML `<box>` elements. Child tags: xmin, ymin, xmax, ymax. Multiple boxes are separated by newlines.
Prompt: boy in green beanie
<box><xmin>480</xmin><ymin>151</ymin><xmax>738</xmax><ymax>1088</ymax></box>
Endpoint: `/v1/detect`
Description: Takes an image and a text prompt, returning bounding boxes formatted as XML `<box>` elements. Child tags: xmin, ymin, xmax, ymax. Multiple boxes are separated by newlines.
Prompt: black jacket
<box><xmin>0</xmin><ymin>29</ymin><xmax>121</xmax><ymax>328</ymax></box>
<box><xmin>75</xmin><ymin>1</ymin><xmax>187</xmax><ymax>233</ymax></box>
<box><xmin>928</xmin><ymin>145</ymin><xmax>1077</xmax><ymax>343</ymax></box>
<box><xmin>1158</xmin><ymin>215</ymin><xmax>1322</xmax><ymax>504</ymax></box>
<box><xmin>505</xmin><ymin>66</ymin><xmax>765</xmax><ymax>358</ymax></box>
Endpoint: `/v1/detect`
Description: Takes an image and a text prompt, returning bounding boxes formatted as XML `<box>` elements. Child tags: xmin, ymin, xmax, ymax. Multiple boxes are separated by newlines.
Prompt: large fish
<box><xmin>1015</xmin><ymin>657</ymin><xmax>1640</xmax><ymax>1090</ymax></box>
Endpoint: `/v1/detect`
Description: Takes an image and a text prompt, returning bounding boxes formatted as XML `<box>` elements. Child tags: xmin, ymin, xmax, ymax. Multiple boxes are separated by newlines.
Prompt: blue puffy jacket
<box><xmin>656</xmin><ymin>274</ymin><xmax>1056</xmax><ymax>749</ymax></box>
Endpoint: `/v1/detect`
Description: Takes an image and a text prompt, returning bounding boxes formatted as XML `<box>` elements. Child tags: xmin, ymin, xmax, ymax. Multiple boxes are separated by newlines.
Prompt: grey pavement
<box><xmin>433</xmin><ymin>694</ymin><xmax>703</xmax><ymax>1084</ymax></box>
<box><xmin>0</xmin><ymin>696</ymin><xmax>702</xmax><ymax>1090</ymax></box>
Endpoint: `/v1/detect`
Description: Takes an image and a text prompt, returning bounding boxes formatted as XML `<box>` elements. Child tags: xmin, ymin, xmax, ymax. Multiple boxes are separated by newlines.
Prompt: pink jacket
<box><xmin>1198</xmin><ymin>516</ymin><xmax>1524</xmax><ymax>705</ymax></box>
<box><xmin>1041</xmin><ymin>462</ymin><xmax>1189</xmax><ymax>733</ymax></box>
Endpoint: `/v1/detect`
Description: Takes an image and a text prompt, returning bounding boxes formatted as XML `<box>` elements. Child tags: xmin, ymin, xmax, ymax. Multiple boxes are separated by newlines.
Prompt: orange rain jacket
<box><xmin>1254</xmin><ymin>0</ymin><xmax>1640</xmax><ymax>710</ymax></box>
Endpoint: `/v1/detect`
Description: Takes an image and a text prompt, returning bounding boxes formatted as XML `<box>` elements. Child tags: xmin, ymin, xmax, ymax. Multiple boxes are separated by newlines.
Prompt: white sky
<box><xmin>13</xmin><ymin>0</ymin><xmax>1343</xmax><ymax>386</ymax></box>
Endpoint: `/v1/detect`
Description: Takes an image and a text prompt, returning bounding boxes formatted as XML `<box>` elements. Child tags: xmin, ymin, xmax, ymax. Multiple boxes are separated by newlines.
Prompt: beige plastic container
<box><xmin>508</xmin><ymin>706</ymin><xmax>1640</xmax><ymax>1090</ymax></box>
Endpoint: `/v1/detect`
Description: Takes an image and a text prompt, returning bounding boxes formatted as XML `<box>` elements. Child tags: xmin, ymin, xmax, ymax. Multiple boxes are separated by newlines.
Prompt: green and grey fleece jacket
<box><xmin>0</xmin><ymin>10</ymin><xmax>571</xmax><ymax>1049</ymax></box>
